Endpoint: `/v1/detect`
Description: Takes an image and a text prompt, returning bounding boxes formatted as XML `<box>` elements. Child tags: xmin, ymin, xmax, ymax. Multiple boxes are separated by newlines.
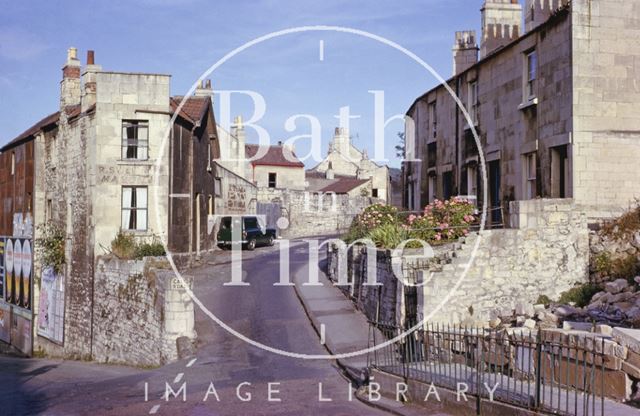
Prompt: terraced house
<box><xmin>404</xmin><ymin>0</ymin><xmax>640</xmax><ymax>223</ymax></box>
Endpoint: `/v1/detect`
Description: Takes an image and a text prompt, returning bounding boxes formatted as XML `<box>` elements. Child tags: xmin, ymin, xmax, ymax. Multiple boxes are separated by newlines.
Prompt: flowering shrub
<box><xmin>343</xmin><ymin>198</ymin><xmax>476</xmax><ymax>248</ymax></box>
<box><xmin>408</xmin><ymin>197</ymin><xmax>476</xmax><ymax>242</ymax></box>
<box><xmin>356</xmin><ymin>203</ymin><xmax>399</xmax><ymax>229</ymax></box>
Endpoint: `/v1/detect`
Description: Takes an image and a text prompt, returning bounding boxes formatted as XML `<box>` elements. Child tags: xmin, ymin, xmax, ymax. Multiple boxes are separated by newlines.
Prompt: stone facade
<box><xmin>309</xmin><ymin>127</ymin><xmax>390</xmax><ymax>201</ymax></box>
<box><xmin>256</xmin><ymin>187</ymin><xmax>375</xmax><ymax>239</ymax></box>
<box><xmin>404</xmin><ymin>0</ymin><xmax>640</xmax><ymax>221</ymax></box>
<box><xmin>91</xmin><ymin>256</ymin><xmax>194</xmax><ymax>367</ymax></box>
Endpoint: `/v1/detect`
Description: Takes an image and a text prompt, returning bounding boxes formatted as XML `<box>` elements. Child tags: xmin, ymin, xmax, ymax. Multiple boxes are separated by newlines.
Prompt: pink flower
<box><xmin>435</xmin><ymin>233</ymin><xmax>442</xmax><ymax>241</ymax></box>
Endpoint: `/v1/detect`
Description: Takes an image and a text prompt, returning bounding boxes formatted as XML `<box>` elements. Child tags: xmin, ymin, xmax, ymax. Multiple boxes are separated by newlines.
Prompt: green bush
<box><xmin>368</xmin><ymin>223</ymin><xmax>408</xmax><ymax>249</ymax></box>
<box><xmin>593</xmin><ymin>252</ymin><xmax>612</xmax><ymax>275</ymax></box>
<box><xmin>611</xmin><ymin>254</ymin><xmax>640</xmax><ymax>281</ymax></box>
<box><xmin>36</xmin><ymin>223</ymin><xmax>66</xmax><ymax>275</ymax></box>
<box><xmin>557</xmin><ymin>284</ymin><xmax>601</xmax><ymax>308</ymax></box>
<box><xmin>536</xmin><ymin>294</ymin><xmax>552</xmax><ymax>307</ymax></box>
<box><xmin>135</xmin><ymin>240</ymin><xmax>166</xmax><ymax>259</ymax></box>
<box><xmin>111</xmin><ymin>232</ymin><xmax>166</xmax><ymax>260</ymax></box>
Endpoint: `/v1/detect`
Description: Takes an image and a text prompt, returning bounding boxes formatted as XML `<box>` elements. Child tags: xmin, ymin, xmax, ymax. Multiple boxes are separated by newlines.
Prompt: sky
<box><xmin>0</xmin><ymin>0</ymin><xmax>494</xmax><ymax>168</ymax></box>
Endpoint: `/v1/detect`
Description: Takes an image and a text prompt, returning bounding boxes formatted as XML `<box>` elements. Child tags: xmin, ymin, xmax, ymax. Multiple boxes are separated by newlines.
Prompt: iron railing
<box><xmin>368</xmin><ymin>321</ymin><xmax>607</xmax><ymax>416</ymax></box>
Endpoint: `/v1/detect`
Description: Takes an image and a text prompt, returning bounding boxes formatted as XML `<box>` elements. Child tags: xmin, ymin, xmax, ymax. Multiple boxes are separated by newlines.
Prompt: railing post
<box><xmin>534</xmin><ymin>330</ymin><xmax>542</xmax><ymax>410</ymax></box>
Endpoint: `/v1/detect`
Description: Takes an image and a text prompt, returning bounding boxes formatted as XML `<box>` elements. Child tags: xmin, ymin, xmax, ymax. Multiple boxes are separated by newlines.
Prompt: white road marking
<box><xmin>149</xmin><ymin>404</ymin><xmax>161</xmax><ymax>414</ymax></box>
<box><xmin>319</xmin><ymin>40</ymin><xmax>325</xmax><ymax>61</ymax></box>
<box><xmin>174</xmin><ymin>373</ymin><xmax>184</xmax><ymax>384</ymax></box>
<box><xmin>320</xmin><ymin>323</ymin><xmax>326</xmax><ymax>345</ymax></box>
<box><xmin>186</xmin><ymin>358</ymin><xmax>197</xmax><ymax>367</ymax></box>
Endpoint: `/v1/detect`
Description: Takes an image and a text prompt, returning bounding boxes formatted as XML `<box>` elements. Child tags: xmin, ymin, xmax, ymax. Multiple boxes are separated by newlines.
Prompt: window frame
<box><xmin>268</xmin><ymin>172</ymin><xmax>277</xmax><ymax>188</ymax></box>
<box><xmin>524</xmin><ymin>152</ymin><xmax>537</xmax><ymax>199</ymax></box>
<box><xmin>428</xmin><ymin>101</ymin><xmax>437</xmax><ymax>139</ymax></box>
<box><xmin>121</xmin><ymin>120</ymin><xmax>150</xmax><ymax>161</ymax></box>
<box><xmin>468</xmin><ymin>81</ymin><xmax>479</xmax><ymax>124</ymax></box>
<box><xmin>525</xmin><ymin>50</ymin><xmax>537</xmax><ymax>100</ymax></box>
<box><xmin>121</xmin><ymin>186</ymin><xmax>148</xmax><ymax>231</ymax></box>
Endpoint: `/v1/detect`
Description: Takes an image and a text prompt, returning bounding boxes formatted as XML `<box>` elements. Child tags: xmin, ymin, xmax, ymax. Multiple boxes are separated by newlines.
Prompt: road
<box><xmin>0</xmin><ymin>241</ymin><xmax>396</xmax><ymax>415</ymax></box>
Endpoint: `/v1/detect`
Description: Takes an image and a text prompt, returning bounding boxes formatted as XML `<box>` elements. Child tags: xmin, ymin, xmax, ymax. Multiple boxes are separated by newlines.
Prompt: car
<box><xmin>217</xmin><ymin>216</ymin><xmax>277</xmax><ymax>250</ymax></box>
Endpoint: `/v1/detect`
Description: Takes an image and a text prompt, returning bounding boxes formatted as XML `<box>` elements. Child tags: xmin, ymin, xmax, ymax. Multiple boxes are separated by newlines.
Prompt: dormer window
<box><xmin>122</xmin><ymin>120</ymin><xmax>149</xmax><ymax>160</ymax></box>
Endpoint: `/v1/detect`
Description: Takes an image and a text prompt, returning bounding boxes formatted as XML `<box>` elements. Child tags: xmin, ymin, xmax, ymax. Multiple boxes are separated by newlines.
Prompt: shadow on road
<box><xmin>0</xmin><ymin>356</ymin><xmax>55</xmax><ymax>416</ymax></box>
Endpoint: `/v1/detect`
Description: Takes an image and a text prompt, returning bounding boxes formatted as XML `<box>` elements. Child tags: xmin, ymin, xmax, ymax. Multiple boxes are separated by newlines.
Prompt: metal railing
<box><xmin>368</xmin><ymin>321</ymin><xmax>606</xmax><ymax>416</ymax></box>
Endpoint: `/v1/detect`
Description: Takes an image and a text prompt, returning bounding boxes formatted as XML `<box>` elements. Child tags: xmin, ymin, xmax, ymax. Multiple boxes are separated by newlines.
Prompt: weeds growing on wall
<box><xmin>110</xmin><ymin>232</ymin><xmax>166</xmax><ymax>260</ymax></box>
<box><xmin>601</xmin><ymin>202</ymin><xmax>640</xmax><ymax>240</ymax></box>
<box><xmin>36</xmin><ymin>223</ymin><xmax>66</xmax><ymax>275</ymax></box>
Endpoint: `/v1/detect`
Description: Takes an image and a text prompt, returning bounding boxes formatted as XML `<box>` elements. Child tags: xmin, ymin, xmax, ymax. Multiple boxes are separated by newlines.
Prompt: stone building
<box><xmin>309</xmin><ymin>127</ymin><xmax>390</xmax><ymax>202</ymax></box>
<box><xmin>0</xmin><ymin>48</ymin><xmax>221</xmax><ymax>358</ymax></box>
<box><xmin>404</xmin><ymin>0</ymin><xmax>640</xmax><ymax>222</ymax></box>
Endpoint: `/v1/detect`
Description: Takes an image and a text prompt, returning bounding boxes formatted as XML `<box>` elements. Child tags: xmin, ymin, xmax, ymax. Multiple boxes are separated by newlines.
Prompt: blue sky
<box><xmin>0</xmin><ymin>0</ymin><xmax>493</xmax><ymax>167</ymax></box>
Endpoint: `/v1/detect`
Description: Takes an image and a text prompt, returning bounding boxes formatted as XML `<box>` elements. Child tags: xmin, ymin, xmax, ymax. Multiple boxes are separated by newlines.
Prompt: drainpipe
<box><xmin>455</xmin><ymin>77</ymin><xmax>461</xmax><ymax>195</ymax></box>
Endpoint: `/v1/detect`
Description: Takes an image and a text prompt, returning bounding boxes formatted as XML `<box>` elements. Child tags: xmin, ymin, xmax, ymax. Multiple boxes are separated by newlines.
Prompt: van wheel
<box><xmin>246</xmin><ymin>239</ymin><xmax>256</xmax><ymax>251</ymax></box>
<box><xmin>268</xmin><ymin>236</ymin><xmax>275</xmax><ymax>246</ymax></box>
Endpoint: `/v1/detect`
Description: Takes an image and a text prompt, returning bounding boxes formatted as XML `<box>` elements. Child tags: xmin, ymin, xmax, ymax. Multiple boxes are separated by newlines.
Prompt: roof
<box><xmin>317</xmin><ymin>178</ymin><xmax>369</xmax><ymax>194</ymax></box>
<box><xmin>406</xmin><ymin>3</ymin><xmax>571</xmax><ymax>115</ymax></box>
<box><xmin>1</xmin><ymin>110</ymin><xmax>62</xmax><ymax>152</ymax></box>
<box><xmin>245</xmin><ymin>144</ymin><xmax>304</xmax><ymax>168</ymax></box>
<box><xmin>305</xmin><ymin>170</ymin><xmax>351</xmax><ymax>180</ymax></box>
<box><xmin>170</xmin><ymin>96</ymin><xmax>210</xmax><ymax>126</ymax></box>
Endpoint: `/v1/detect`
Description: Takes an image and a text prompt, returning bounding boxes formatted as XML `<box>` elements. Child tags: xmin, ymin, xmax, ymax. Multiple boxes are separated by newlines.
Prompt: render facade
<box><xmin>404</xmin><ymin>0</ymin><xmax>640</xmax><ymax>221</ymax></box>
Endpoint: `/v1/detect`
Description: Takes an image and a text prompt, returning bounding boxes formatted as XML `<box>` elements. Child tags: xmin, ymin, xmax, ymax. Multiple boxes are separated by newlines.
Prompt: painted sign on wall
<box><xmin>0</xmin><ymin>302</ymin><xmax>9</xmax><ymax>343</ymax></box>
<box><xmin>37</xmin><ymin>267</ymin><xmax>65</xmax><ymax>344</ymax></box>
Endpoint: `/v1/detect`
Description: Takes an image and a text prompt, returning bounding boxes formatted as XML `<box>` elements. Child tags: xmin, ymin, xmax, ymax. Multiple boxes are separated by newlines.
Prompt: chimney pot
<box><xmin>87</xmin><ymin>50</ymin><xmax>95</xmax><ymax>65</ymax></box>
<box><xmin>67</xmin><ymin>47</ymin><xmax>78</xmax><ymax>61</ymax></box>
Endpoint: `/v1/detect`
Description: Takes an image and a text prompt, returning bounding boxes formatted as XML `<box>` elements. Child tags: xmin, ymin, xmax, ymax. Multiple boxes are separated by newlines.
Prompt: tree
<box><xmin>395</xmin><ymin>132</ymin><xmax>405</xmax><ymax>159</ymax></box>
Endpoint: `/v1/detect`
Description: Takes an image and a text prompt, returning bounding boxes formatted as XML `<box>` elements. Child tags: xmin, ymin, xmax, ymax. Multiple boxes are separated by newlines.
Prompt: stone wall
<box><xmin>257</xmin><ymin>188</ymin><xmax>377</xmax><ymax>239</ymax></box>
<box><xmin>330</xmin><ymin>199</ymin><xmax>590</xmax><ymax>326</ymax></box>
<box><xmin>92</xmin><ymin>256</ymin><xmax>195</xmax><ymax>367</ymax></box>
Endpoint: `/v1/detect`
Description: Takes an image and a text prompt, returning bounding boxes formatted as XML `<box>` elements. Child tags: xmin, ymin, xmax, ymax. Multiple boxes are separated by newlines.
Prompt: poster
<box><xmin>38</xmin><ymin>267</ymin><xmax>65</xmax><ymax>344</ymax></box>
<box><xmin>0</xmin><ymin>238</ymin><xmax>5</xmax><ymax>300</ymax></box>
<box><xmin>0</xmin><ymin>302</ymin><xmax>9</xmax><ymax>343</ymax></box>
<box><xmin>2</xmin><ymin>237</ymin><xmax>32</xmax><ymax>310</ymax></box>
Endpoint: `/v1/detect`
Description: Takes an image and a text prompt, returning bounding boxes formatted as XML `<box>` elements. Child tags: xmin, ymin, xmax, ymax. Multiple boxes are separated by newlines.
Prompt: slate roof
<box><xmin>245</xmin><ymin>144</ymin><xmax>304</xmax><ymax>168</ymax></box>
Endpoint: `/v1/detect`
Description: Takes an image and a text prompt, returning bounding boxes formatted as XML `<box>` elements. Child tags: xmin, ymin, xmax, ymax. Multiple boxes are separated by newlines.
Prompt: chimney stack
<box><xmin>231</xmin><ymin>115</ymin><xmax>246</xmax><ymax>178</ymax></box>
<box><xmin>82</xmin><ymin>50</ymin><xmax>102</xmax><ymax>111</ymax></box>
<box><xmin>194</xmin><ymin>79</ymin><xmax>213</xmax><ymax>97</ymax></box>
<box><xmin>480</xmin><ymin>0</ymin><xmax>523</xmax><ymax>58</ymax></box>
<box><xmin>60</xmin><ymin>47</ymin><xmax>81</xmax><ymax>109</ymax></box>
<box><xmin>452</xmin><ymin>30</ymin><xmax>479</xmax><ymax>75</ymax></box>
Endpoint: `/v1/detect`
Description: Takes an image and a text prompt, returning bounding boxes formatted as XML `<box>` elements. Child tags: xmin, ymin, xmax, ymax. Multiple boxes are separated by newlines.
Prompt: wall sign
<box><xmin>37</xmin><ymin>267</ymin><xmax>65</xmax><ymax>344</ymax></box>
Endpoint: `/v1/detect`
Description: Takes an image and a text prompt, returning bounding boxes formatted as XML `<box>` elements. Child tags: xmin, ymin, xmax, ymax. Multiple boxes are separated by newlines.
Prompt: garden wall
<box><xmin>328</xmin><ymin>199</ymin><xmax>590</xmax><ymax>326</ymax></box>
<box><xmin>92</xmin><ymin>256</ymin><xmax>196</xmax><ymax>367</ymax></box>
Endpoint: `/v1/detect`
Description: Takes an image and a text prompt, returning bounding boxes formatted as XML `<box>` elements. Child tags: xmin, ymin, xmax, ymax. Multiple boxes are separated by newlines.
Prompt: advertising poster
<box><xmin>0</xmin><ymin>237</ymin><xmax>5</xmax><ymax>300</ymax></box>
<box><xmin>38</xmin><ymin>267</ymin><xmax>65</xmax><ymax>344</ymax></box>
<box><xmin>0</xmin><ymin>301</ymin><xmax>9</xmax><ymax>343</ymax></box>
<box><xmin>3</xmin><ymin>238</ymin><xmax>32</xmax><ymax>310</ymax></box>
<box><xmin>5</xmin><ymin>238</ymin><xmax>13</xmax><ymax>304</ymax></box>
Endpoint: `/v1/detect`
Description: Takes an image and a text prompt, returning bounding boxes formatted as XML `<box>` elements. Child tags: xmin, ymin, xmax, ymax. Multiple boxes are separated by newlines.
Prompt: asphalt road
<box><xmin>0</xmin><ymin>241</ymin><xmax>395</xmax><ymax>415</ymax></box>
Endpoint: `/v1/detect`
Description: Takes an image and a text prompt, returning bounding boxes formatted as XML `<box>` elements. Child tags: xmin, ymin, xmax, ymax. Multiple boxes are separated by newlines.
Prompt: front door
<box><xmin>489</xmin><ymin>160</ymin><xmax>501</xmax><ymax>224</ymax></box>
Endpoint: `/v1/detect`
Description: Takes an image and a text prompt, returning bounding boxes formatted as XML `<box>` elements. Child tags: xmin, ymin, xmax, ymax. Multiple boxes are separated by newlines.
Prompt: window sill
<box><xmin>117</xmin><ymin>159</ymin><xmax>153</xmax><ymax>166</ymax></box>
<box><xmin>518</xmin><ymin>97</ymin><xmax>538</xmax><ymax>110</ymax></box>
<box><xmin>121</xmin><ymin>229</ymin><xmax>151</xmax><ymax>236</ymax></box>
